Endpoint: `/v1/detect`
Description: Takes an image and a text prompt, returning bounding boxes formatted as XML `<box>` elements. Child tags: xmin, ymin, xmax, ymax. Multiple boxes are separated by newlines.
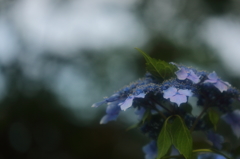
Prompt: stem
<box><xmin>151</xmin><ymin>104</ymin><xmax>167</xmax><ymax>119</ymax></box>
<box><xmin>150</xmin><ymin>97</ymin><xmax>172</xmax><ymax>113</ymax></box>
<box><xmin>190</xmin><ymin>105</ymin><xmax>209</xmax><ymax>132</ymax></box>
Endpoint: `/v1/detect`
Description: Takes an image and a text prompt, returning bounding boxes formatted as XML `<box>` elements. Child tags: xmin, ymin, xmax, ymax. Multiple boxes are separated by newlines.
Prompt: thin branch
<box><xmin>190</xmin><ymin>105</ymin><xmax>209</xmax><ymax>132</ymax></box>
<box><xmin>150</xmin><ymin>97</ymin><xmax>172</xmax><ymax>113</ymax></box>
<box><xmin>151</xmin><ymin>105</ymin><xmax>167</xmax><ymax>119</ymax></box>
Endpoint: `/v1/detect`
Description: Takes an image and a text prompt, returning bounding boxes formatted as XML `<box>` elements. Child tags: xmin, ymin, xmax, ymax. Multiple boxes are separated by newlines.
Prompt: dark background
<box><xmin>0</xmin><ymin>0</ymin><xmax>240</xmax><ymax>158</ymax></box>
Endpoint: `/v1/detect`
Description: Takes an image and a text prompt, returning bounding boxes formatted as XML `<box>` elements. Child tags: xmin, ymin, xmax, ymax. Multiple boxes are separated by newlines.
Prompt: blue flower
<box><xmin>163</xmin><ymin>87</ymin><xmax>193</xmax><ymax>106</ymax></box>
<box><xmin>119</xmin><ymin>93</ymin><xmax>145</xmax><ymax>111</ymax></box>
<box><xmin>99</xmin><ymin>101</ymin><xmax>122</xmax><ymax>124</ymax></box>
<box><xmin>142</xmin><ymin>140</ymin><xmax>157</xmax><ymax>159</ymax></box>
<box><xmin>91</xmin><ymin>100</ymin><xmax>106</xmax><ymax>108</ymax></box>
<box><xmin>92</xmin><ymin>74</ymin><xmax>154</xmax><ymax>108</ymax></box>
<box><xmin>175</xmin><ymin>67</ymin><xmax>200</xmax><ymax>84</ymax></box>
<box><xmin>207</xmin><ymin>131</ymin><xmax>224</xmax><ymax>150</ymax></box>
<box><xmin>204</xmin><ymin>72</ymin><xmax>231</xmax><ymax>93</ymax></box>
<box><xmin>222</xmin><ymin>110</ymin><xmax>240</xmax><ymax>138</ymax></box>
<box><xmin>197</xmin><ymin>153</ymin><xmax>226</xmax><ymax>159</ymax></box>
<box><xmin>91</xmin><ymin>55</ymin><xmax>240</xmax><ymax>159</ymax></box>
<box><xmin>92</xmin><ymin>93</ymin><xmax>120</xmax><ymax>108</ymax></box>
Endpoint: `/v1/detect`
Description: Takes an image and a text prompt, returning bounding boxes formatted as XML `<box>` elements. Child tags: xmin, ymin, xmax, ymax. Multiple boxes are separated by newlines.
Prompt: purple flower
<box><xmin>175</xmin><ymin>67</ymin><xmax>200</xmax><ymax>84</ymax></box>
<box><xmin>204</xmin><ymin>72</ymin><xmax>231</xmax><ymax>92</ymax></box>
<box><xmin>163</xmin><ymin>87</ymin><xmax>193</xmax><ymax>106</ymax></box>
<box><xmin>222</xmin><ymin>110</ymin><xmax>240</xmax><ymax>138</ymax></box>
<box><xmin>207</xmin><ymin>131</ymin><xmax>224</xmax><ymax>150</ymax></box>
<box><xmin>119</xmin><ymin>93</ymin><xmax>145</xmax><ymax>111</ymax></box>
<box><xmin>142</xmin><ymin>141</ymin><xmax>157</xmax><ymax>159</ymax></box>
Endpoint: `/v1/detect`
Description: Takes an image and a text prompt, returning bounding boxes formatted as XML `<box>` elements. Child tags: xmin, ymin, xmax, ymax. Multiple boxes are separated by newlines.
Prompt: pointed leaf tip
<box><xmin>135</xmin><ymin>48</ymin><xmax>178</xmax><ymax>80</ymax></box>
<box><xmin>157</xmin><ymin>123</ymin><xmax>172</xmax><ymax>159</ymax></box>
<box><xmin>208</xmin><ymin>108</ymin><xmax>220</xmax><ymax>131</ymax></box>
<box><xmin>171</xmin><ymin>115</ymin><xmax>192</xmax><ymax>159</ymax></box>
<box><xmin>157</xmin><ymin>117</ymin><xmax>173</xmax><ymax>159</ymax></box>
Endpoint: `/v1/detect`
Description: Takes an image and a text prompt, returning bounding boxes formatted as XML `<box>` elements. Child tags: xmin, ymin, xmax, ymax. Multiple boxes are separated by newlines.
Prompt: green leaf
<box><xmin>171</xmin><ymin>115</ymin><xmax>193</xmax><ymax>159</ymax></box>
<box><xmin>157</xmin><ymin>118</ymin><xmax>173</xmax><ymax>159</ymax></box>
<box><xmin>208</xmin><ymin>108</ymin><xmax>219</xmax><ymax>131</ymax></box>
<box><xmin>135</xmin><ymin>48</ymin><xmax>178</xmax><ymax>80</ymax></box>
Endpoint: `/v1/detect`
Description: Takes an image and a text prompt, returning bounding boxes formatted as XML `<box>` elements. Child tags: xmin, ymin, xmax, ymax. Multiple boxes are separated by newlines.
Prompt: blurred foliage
<box><xmin>0</xmin><ymin>63</ymin><xmax>147</xmax><ymax>159</ymax></box>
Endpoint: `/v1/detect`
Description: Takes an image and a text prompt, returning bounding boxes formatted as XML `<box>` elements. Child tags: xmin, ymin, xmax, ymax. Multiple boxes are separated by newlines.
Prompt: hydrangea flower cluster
<box><xmin>92</xmin><ymin>50</ymin><xmax>240</xmax><ymax>159</ymax></box>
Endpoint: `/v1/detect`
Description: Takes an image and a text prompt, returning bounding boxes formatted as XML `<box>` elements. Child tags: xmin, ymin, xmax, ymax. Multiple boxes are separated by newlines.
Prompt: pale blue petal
<box><xmin>204</xmin><ymin>79</ymin><xmax>217</xmax><ymax>84</ymax></box>
<box><xmin>170</xmin><ymin>94</ymin><xmax>187</xmax><ymax>106</ymax></box>
<box><xmin>119</xmin><ymin>93</ymin><xmax>145</xmax><ymax>111</ymax></box>
<box><xmin>142</xmin><ymin>141</ymin><xmax>157</xmax><ymax>159</ymax></box>
<box><xmin>175</xmin><ymin>68</ymin><xmax>188</xmax><ymax>80</ymax></box>
<box><xmin>204</xmin><ymin>72</ymin><xmax>231</xmax><ymax>92</ymax></box>
<box><xmin>119</xmin><ymin>96</ymin><xmax>134</xmax><ymax>111</ymax></box>
<box><xmin>135</xmin><ymin>93</ymin><xmax>146</xmax><ymax>98</ymax></box>
<box><xmin>214</xmin><ymin>81</ymin><xmax>229</xmax><ymax>92</ymax></box>
<box><xmin>208</xmin><ymin>72</ymin><xmax>218</xmax><ymax>80</ymax></box>
<box><xmin>188</xmin><ymin>70</ymin><xmax>200</xmax><ymax>83</ymax></box>
<box><xmin>178</xmin><ymin>89</ymin><xmax>193</xmax><ymax>97</ymax></box>
<box><xmin>163</xmin><ymin>87</ymin><xmax>177</xmax><ymax>99</ymax></box>
<box><xmin>100</xmin><ymin>114</ymin><xmax>118</xmax><ymax>124</ymax></box>
<box><xmin>106</xmin><ymin>102</ymin><xmax>121</xmax><ymax>114</ymax></box>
